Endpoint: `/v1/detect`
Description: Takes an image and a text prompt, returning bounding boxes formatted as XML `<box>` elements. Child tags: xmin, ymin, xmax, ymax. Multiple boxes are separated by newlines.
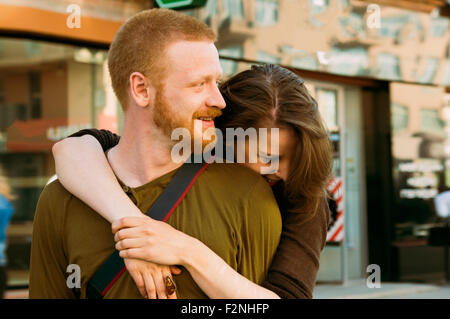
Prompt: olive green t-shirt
<box><xmin>29</xmin><ymin>162</ymin><xmax>282</xmax><ymax>299</ymax></box>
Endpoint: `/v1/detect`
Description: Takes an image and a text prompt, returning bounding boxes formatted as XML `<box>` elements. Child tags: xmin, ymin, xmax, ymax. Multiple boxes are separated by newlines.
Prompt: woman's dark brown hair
<box><xmin>216</xmin><ymin>64</ymin><xmax>333</xmax><ymax>219</ymax></box>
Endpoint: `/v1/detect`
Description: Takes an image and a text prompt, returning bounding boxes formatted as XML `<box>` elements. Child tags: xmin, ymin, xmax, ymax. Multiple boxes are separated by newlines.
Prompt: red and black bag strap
<box><xmin>86</xmin><ymin>154</ymin><xmax>210</xmax><ymax>299</ymax></box>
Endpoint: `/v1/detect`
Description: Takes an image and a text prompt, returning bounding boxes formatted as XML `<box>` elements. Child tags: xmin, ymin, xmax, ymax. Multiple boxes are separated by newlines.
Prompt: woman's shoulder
<box><xmin>282</xmin><ymin>197</ymin><xmax>330</xmax><ymax>228</ymax></box>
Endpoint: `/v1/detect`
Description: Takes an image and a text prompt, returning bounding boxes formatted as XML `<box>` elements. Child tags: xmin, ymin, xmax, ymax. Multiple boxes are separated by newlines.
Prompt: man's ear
<box><xmin>129</xmin><ymin>72</ymin><xmax>154</xmax><ymax>108</ymax></box>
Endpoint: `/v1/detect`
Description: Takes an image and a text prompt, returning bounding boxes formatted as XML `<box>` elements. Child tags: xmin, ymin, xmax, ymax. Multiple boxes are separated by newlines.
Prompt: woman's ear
<box><xmin>129</xmin><ymin>72</ymin><xmax>154</xmax><ymax>108</ymax></box>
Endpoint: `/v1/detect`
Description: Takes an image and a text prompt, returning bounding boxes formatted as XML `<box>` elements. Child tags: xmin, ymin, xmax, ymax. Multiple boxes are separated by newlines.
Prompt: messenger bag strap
<box><xmin>86</xmin><ymin>155</ymin><xmax>210</xmax><ymax>299</ymax></box>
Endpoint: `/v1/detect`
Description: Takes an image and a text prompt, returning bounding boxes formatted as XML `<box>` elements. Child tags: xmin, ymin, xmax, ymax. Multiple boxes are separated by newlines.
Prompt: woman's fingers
<box><xmin>112</xmin><ymin>217</ymin><xmax>148</xmax><ymax>234</ymax></box>
<box><xmin>143</xmin><ymin>272</ymin><xmax>157</xmax><ymax>299</ymax></box>
<box><xmin>119</xmin><ymin>248</ymin><xmax>147</xmax><ymax>260</ymax></box>
<box><xmin>115</xmin><ymin>238</ymin><xmax>148</xmax><ymax>251</ymax></box>
<box><xmin>114</xmin><ymin>226</ymin><xmax>148</xmax><ymax>242</ymax></box>
<box><xmin>153</xmin><ymin>271</ymin><xmax>168</xmax><ymax>299</ymax></box>
<box><xmin>170</xmin><ymin>266</ymin><xmax>182</xmax><ymax>276</ymax></box>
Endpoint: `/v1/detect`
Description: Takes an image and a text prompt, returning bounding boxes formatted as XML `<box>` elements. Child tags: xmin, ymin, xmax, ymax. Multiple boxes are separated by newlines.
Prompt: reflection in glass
<box><xmin>391</xmin><ymin>83</ymin><xmax>448</xmax><ymax>242</ymax></box>
<box><xmin>255</xmin><ymin>0</ymin><xmax>278</xmax><ymax>26</ymax></box>
<box><xmin>376</xmin><ymin>52</ymin><xmax>401</xmax><ymax>80</ymax></box>
<box><xmin>0</xmin><ymin>37</ymin><xmax>115</xmax><ymax>287</ymax></box>
<box><xmin>417</xmin><ymin>58</ymin><xmax>439</xmax><ymax>84</ymax></box>
<box><xmin>421</xmin><ymin>108</ymin><xmax>443</xmax><ymax>133</ymax></box>
<box><xmin>291</xmin><ymin>55</ymin><xmax>319</xmax><ymax>71</ymax></box>
<box><xmin>316</xmin><ymin>88</ymin><xmax>338</xmax><ymax>132</ymax></box>
<box><xmin>329</xmin><ymin>47</ymin><xmax>368</xmax><ymax>76</ymax></box>
<box><xmin>392</xmin><ymin>103</ymin><xmax>409</xmax><ymax>133</ymax></box>
<box><xmin>256</xmin><ymin>51</ymin><xmax>280</xmax><ymax>64</ymax></box>
<box><xmin>219</xmin><ymin>47</ymin><xmax>243</xmax><ymax>76</ymax></box>
<box><xmin>222</xmin><ymin>0</ymin><xmax>244</xmax><ymax>20</ymax></box>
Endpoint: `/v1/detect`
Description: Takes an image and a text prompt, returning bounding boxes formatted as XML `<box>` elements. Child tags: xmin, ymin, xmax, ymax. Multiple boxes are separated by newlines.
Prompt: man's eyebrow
<box><xmin>188</xmin><ymin>74</ymin><xmax>214</xmax><ymax>84</ymax></box>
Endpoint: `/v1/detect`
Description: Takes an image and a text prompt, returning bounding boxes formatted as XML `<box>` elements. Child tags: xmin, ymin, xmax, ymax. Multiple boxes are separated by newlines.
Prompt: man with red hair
<box><xmin>29</xmin><ymin>8</ymin><xmax>281</xmax><ymax>299</ymax></box>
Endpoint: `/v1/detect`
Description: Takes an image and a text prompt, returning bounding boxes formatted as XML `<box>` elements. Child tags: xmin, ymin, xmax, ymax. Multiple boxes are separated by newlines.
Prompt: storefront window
<box><xmin>0</xmin><ymin>0</ymin><xmax>151</xmax><ymax>21</ymax></box>
<box><xmin>29</xmin><ymin>72</ymin><xmax>42</xmax><ymax>120</ymax></box>
<box><xmin>0</xmin><ymin>37</ymin><xmax>117</xmax><ymax>287</ymax></box>
<box><xmin>391</xmin><ymin>82</ymin><xmax>448</xmax><ymax>241</ymax></box>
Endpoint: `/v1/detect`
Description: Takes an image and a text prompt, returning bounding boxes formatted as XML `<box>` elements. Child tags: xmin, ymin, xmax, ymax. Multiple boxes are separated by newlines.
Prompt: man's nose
<box><xmin>206</xmin><ymin>85</ymin><xmax>226</xmax><ymax>109</ymax></box>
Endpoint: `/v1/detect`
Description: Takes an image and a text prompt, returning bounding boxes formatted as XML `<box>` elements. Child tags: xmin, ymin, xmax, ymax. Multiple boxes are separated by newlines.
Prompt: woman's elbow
<box><xmin>52</xmin><ymin>138</ymin><xmax>69</xmax><ymax>162</ymax></box>
<box><xmin>52</xmin><ymin>135</ymin><xmax>97</xmax><ymax>160</ymax></box>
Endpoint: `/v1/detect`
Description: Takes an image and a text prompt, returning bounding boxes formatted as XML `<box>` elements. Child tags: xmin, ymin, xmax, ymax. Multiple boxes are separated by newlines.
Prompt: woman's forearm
<box><xmin>52</xmin><ymin>135</ymin><xmax>142</xmax><ymax>223</ymax></box>
<box><xmin>181</xmin><ymin>238</ymin><xmax>280</xmax><ymax>299</ymax></box>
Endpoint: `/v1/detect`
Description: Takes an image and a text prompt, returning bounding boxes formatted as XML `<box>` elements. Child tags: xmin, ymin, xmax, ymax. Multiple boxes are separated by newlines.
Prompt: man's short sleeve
<box><xmin>29</xmin><ymin>182</ymin><xmax>75</xmax><ymax>298</ymax></box>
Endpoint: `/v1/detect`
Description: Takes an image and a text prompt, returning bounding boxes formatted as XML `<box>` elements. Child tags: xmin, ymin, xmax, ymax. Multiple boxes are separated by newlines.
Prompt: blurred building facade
<box><xmin>0</xmin><ymin>0</ymin><xmax>449</xmax><ymax>289</ymax></box>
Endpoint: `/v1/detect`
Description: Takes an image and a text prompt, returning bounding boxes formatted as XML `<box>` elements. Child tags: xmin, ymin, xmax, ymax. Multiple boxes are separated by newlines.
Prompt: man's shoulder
<box><xmin>203</xmin><ymin>162</ymin><xmax>272</xmax><ymax>194</ymax></box>
<box><xmin>42</xmin><ymin>178</ymin><xmax>73</xmax><ymax>199</ymax></box>
<box><xmin>36</xmin><ymin>178</ymin><xmax>74</xmax><ymax>217</ymax></box>
<box><xmin>204</xmin><ymin>162</ymin><xmax>264</xmax><ymax>182</ymax></box>
<box><xmin>201</xmin><ymin>163</ymin><xmax>279</xmax><ymax>214</ymax></box>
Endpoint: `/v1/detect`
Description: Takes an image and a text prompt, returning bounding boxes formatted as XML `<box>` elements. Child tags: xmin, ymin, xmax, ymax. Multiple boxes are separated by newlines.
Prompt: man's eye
<box><xmin>197</xmin><ymin>81</ymin><xmax>206</xmax><ymax>87</ymax></box>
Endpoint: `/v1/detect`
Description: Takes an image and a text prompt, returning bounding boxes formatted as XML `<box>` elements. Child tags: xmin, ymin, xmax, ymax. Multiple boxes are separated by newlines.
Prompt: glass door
<box><xmin>306</xmin><ymin>80</ymin><xmax>367</xmax><ymax>283</ymax></box>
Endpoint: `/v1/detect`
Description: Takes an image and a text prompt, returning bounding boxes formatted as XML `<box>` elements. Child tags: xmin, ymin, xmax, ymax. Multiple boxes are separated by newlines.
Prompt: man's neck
<box><xmin>107</xmin><ymin>116</ymin><xmax>183</xmax><ymax>188</ymax></box>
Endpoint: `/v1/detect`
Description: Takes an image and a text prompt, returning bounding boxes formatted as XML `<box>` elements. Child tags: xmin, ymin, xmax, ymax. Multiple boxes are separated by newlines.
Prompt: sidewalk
<box><xmin>4</xmin><ymin>289</ymin><xmax>28</xmax><ymax>299</ymax></box>
<box><xmin>4</xmin><ymin>281</ymin><xmax>450</xmax><ymax>299</ymax></box>
<box><xmin>313</xmin><ymin>280</ymin><xmax>450</xmax><ymax>299</ymax></box>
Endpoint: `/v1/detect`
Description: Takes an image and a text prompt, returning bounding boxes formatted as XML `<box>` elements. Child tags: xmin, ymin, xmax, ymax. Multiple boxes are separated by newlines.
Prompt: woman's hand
<box><xmin>113</xmin><ymin>217</ymin><xmax>279</xmax><ymax>299</ymax></box>
<box><xmin>124</xmin><ymin>258</ymin><xmax>181</xmax><ymax>299</ymax></box>
<box><xmin>112</xmin><ymin>216</ymin><xmax>193</xmax><ymax>266</ymax></box>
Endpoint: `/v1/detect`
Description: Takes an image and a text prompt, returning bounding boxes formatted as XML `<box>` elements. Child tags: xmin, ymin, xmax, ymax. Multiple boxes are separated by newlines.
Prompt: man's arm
<box><xmin>29</xmin><ymin>183</ymin><xmax>75</xmax><ymax>298</ymax></box>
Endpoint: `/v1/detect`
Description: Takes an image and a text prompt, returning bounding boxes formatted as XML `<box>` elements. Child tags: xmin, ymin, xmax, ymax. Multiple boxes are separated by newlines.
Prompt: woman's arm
<box><xmin>115</xmin><ymin>198</ymin><xmax>330</xmax><ymax>299</ymax></box>
<box><xmin>114</xmin><ymin>217</ymin><xmax>280</xmax><ymax>299</ymax></box>
<box><xmin>52</xmin><ymin>134</ymin><xmax>143</xmax><ymax>222</ymax></box>
<box><xmin>261</xmin><ymin>197</ymin><xmax>330</xmax><ymax>299</ymax></box>
<box><xmin>183</xmin><ymin>237</ymin><xmax>280</xmax><ymax>299</ymax></box>
<box><xmin>52</xmin><ymin>132</ymin><xmax>177</xmax><ymax>299</ymax></box>
<box><xmin>53</xmin><ymin>132</ymin><xmax>280</xmax><ymax>298</ymax></box>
